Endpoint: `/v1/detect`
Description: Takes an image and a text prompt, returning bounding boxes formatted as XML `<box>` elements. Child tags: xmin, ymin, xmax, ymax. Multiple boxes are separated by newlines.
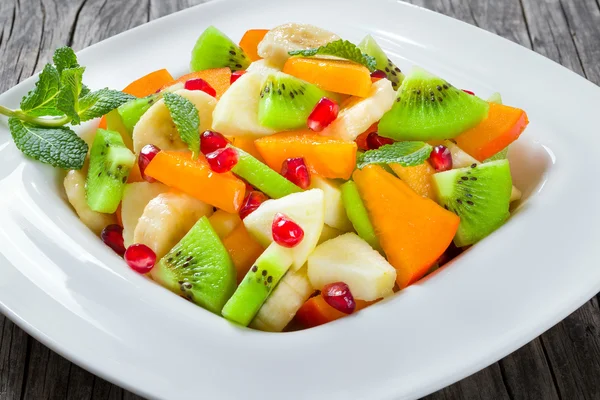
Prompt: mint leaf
<box><xmin>80</xmin><ymin>84</ymin><xmax>91</xmax><ymax>98</ymax></box>
<box><xmin>289</xmin><ymin>40</ymin><xmax>377</xmax><ymax>71</ymax></box>
<box><xmin>357</xmin><ymin>141</ymin><xmax>432</xmax><ymax>169</ymax></box>
<box><xmin>53</xmin><ymin>47</ymin><xmax>79</xmax><ymax>74</ymax></box>
<box><xmin>78</xmin><ymin>89</ymin><xmax>134</xmax><ymax>122</ymax></box>
<box><xmin>20</xmin><ymin>64</ymin><xmax>63</xmax><ymax>117</ymax></box>
<box><xmin>8</xmin><ymin>117</ymin><xmax>88</xmax><ymax>170</ymax></box>
<box><xmin>162</xmin><ymin>92</ymin><xmax>200</xmax><ymax>158</ymax></box>
<box><xmin>56</xmin><ymin>67</ymin><xmax>85</xmax><ymax>124</ymax></box>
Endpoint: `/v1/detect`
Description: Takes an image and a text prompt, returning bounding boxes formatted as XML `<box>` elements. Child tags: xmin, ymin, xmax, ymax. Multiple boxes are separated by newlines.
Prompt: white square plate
<box><xmin>1</xmin><ymin>0</ymin><xmax>599</xmax><ymax>399</ymax></box>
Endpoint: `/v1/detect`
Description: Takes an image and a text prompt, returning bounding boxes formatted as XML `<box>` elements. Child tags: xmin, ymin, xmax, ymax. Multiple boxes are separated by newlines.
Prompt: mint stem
<box><xmin>0</xmin><ymin>105</ymin><xmax>70</xmax><ymax>127</ymax></box>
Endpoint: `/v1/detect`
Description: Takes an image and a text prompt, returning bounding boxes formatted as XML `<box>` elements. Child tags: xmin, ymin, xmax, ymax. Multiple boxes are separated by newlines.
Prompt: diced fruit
<box><xmin>144</xmin><ymin>151</ymin><xmax>246</xmax><ymax>213</ymax></box>
<box><xmin>200</xmin><ymin>130</ymin><xmax>229</xmax><ymax>155</ymax></box>
<box><xmin>101</xmin><ymin>224</ymin><xmax>126</xmax><ymax>256</ymax></box>
<box><xmin>378</xmin><ymin>67</ymin><xmax>490</xmax><ymax>141</ymax></box>
<box><xmin>190</xmin><ymin>26</ymin><xmax>250</xmax><ymax>72</ymax></box>
<box><xmin>206</xmin><ymin>147</ymin><xmax>239</xmax><ymax>173</ymax></box>
<box><xmin>152</xmin><ymin>216</ymin><xmax>236</xmax><ymax>314</ymax></box>
<box><xmin>231</xmin><ymin>147</ymin><xmax>302</xmax><ymax>198</ymax></box>
<box><xmin>138</xmin><ymin>144</ymin><xmax>161</xmax><ymax>182</ymax></box>
<box><xmin>310</xmin><ymin>177</ymin><xmax>353</xmax><ymax>232</ymax></box>
<box><xmin>354</xmin><ymin>123</ymin><xmax>378</xmax><ymax>151</ymax></box>
<box><xmin>484</xmin><ymin>146</ymin><xmax>509</xmax><ymax>162</ymax></box>
<box><xmin>307</xmin><ymin>97</ymin><xmax>339</xmax><ymax>132</ymax></box>
<box><xmin>222</xmin><ymin>223</ymin><xmax>265</xmax><ymax>283</ymax></box>
<box><xmin>308</xmin><ymin>233</ymin><xmax>395</xmax><ymax>301</ymax></box>
<box><xmin>162</xmin><ymin>68</ymin><xmax>232</xmax><ymax>99</ymax></box>
<box><xmin>358</xmin><ymin>34</ymin><xmax>404</xmax><ymax>90</ymax></box>
<box><xmin>433</xmin><ymin>160</ymin><xmax>512</xmax><ymax>247</ymax></box>
<box><xmin>318</xmin><ymin>224</ymin><xmax>343</xmax><ymax>244</ymax></box>
<box><xmin>250</xmin><ymin>265</ymin><xmax>314</xmax><ymax>332</ymax></box>
<box><xmin>370</xmin><ymin>70</ymin><xmax>387</xmax><ymax>80</ymax></box>
<box><xmin>125</xmin><ymin>243</ymin><xmax>157</xmax><ymax>273</ymax></box>
<box><xmin>243</xmin><ymin>189</ymin><xmax>325</xmax><ymax>270</ymax></box>
<box><xmin>117</xmin><ymin>94</ymin><xmax>160</xmax><ymax>134</ymax></box>
<box><xmin>239</xmin><ymin>191</ymin><xmax>269</xmax><ymax>220</ymax></box>
<box><xmin>121</xmin><ymin>181</ymin><xmax>168</xmax><ymax>247</ymax></box>
<box><xmin>322</xmin><ymin>282</ymin><xmax>356</xmax><ymax>314</ymax></box>
<box><xmin>454</xmin><ymin>102</ymin><xmax>529</xmax><ymax>161</ymax></box>
<box><xmin>86</xmin><ymin>129</ymin><xmax>136</xmax><ymax>214</ymax></box>
<box><xmin>320</xmin><ymin>79</ymin><xmax>395</xmax><ymax>141</ymax></box>
<box><xmin>184</xmin><ymin>78</ymin><xmax>217</xmax><ymax>97</ymax></box>
<box><xmin>295</xmin><ymin>295</ymin><xmax>371</xmax><ymax>328</ymax></box>
<box><xmin>230</xmin><ymin>70</ymin><xmax>245</xmax><ymax>84</ymax></box>
<box><xmin>104</xmin><ymin>109</ymin><xmax>134</xmax><ymax>150</ymax></box>
<box><xmin>389</xmin><ymin>162</ymin><xmax>436</xmax><ymax>199</ymax></box>
<box><xmin>208</xmin><ymin>210</ymin><xmax>241</xmax><ymax>239</ymax></box>
<box><xmin>122</xmin><ymin>69</ymin><xmax>174</xmax><ymax>97</ymax></box>
<box><xmin>487</xmin><ymin>92</ymin><xmax>503</xmax><ymax>104</ymax></box>
<box><xmin>239</xmin><ymin>29</ymin><xmax>269</xmax><ymax>61</ymax></box>
<box><xmin>429</xmin><ymin>145</ymin><xmax>453</xmax><ymax>172</ymax></box>
<box><xmin>281</xmin><ymin>157</ymin><xmax>310</xmax><ymax>189</ymax></box>
<box><xmin>340</xmin><ymin>181</ymin><xmax>382</xmax><ymax>252</ymax></box>
<box><xmin>229</xmin><ymin>136</ymin><xmax>263</xmax><ymax>161</ymax></box>
<box><xmin>222</xmin><ymin>243</ymin><xmax>294</xmax><ymax>325</ymax></box>
<box><xmin>272</xmin><ymin>213</ymin><xmax>305</xmax><ymax>248</ymax></box>
<box><xmin>366</xmin><ymin>132</ymin><xmax>394</xmax><ymax>150</ymax></box>
<box><xmin>255</xmin><ymin>131</ymin><xmax>357</xmax><ymax>180</ymax></box>
<box><xmin>283</xmin><ymin>58</ymin><xmax>372</xmax><ymax>97</ymax></box>
<box><xmin>353</xmin><ymin>165</ymin><xmax>460</xmax><ymax>288</ymax></box>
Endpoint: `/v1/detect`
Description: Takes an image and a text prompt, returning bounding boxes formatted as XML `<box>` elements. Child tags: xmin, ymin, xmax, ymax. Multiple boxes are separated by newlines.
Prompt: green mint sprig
<box><xmin>163</xmin><ymin>92</ymin><xmax>200</xmax><ymax>159</ymax></box>
<box><xmin>289</xmin><ymin>40</ymin><xmax>377</xmax><ymax>72</ymax></box>
<box><xmin>0</xmin><ymin>46</ymin><xmax>134</xmax><ymax>170</ymax></box>
<box><xmin>357</xmin><ymin>141</ymin><xmax>433</xmax><ymax>169</ymax></box>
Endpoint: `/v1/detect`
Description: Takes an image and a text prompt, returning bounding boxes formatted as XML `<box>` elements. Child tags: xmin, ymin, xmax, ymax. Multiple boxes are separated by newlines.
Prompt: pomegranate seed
<box><xmin>206</xmin><ymin>147</ymin><xmax>238</xmax><ymax>173</ymax></box>
<box><xmin>124</xmin><ymin>244</ymin><xmax>156</xmax><ymax>274</ymax></box>
<box><xmin>429</xmin><ymin>145</ymin><xmax>453</xmax><ymax>172</ymax></box>
<box><xmin>437</xmin><ymin>243</ymin><xmax>463</xmax><ymax>266</ymax></box>
<box><xmin>322</xmin><ymin>282</ymin><xmax>356</xmax><ymax>314</ymax></box>
<box><xmin>272</xmin><ymin>213</ymin><xmax>304</xmax><ymax>248</ymax></box>
<box><xmin>184</xmin><ymin>78</ymin><xmax>216</xmax><ymax>97</ymax></box>
<box><xmin>281</xmin><ymin>157</ymin><xmax>310</xmax><ymax>189</ymax></box>
<box><xmin>370</xmin><ymin>70</ymin><xmax>387</xmax><ymax>80</ymax></box>
<box><xmin>239</xmin><ymin>191</ymin><xmax>268</xmax><ymax>220</ymax></box>
<box><xmin>138</xmin><ymin>144</ymin><xmax>161</xmax><ymax>182</ymax></box>
<box><xmin>462</xmin><ymin>89</ymin><xmax>475</xmax><ymax>95</ymax></box>
<box><xmin>101</xmin><ymin>224</ymin><xmax>126</xmax><ymax>256</ymax></box>
<box><xmin>307</xmin><ymin>97</ymin><xmax>339</xmax><ymax>132</ymax></box>
<box><xmin>366</xmin><ymin>132</ymin><xmax>394</xmax><ymax>150</ymax></box>
<box><xmin>230</xmin><ymin>70</ymin><xmax>246</xmax><ymax>84</ymax></box>
<box><xmin>200</xmin><ymin>130</ymin><xmax>228</xmax><ymax>155</ymax></box>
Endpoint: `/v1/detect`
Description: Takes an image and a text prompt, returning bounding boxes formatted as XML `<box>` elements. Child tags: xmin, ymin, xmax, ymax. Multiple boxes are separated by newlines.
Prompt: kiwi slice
<box><xmin>433</xmin><ymin>160</ymin><xmax>512</xmax><ymax>247</ymax></box>
<box><xmin>221</xmin><ymin>243</ymin><xmax>293</xmax><ymax>326</ymax></box>
<box><xmin>258</xmin><ymin>72</ymin><xmax>328</xmax><ymax>131</ymax></box>
<box><xmin>117</xmin><ymin>94</ymin><xmax>160</xmax><ymax>134</ymax></box>
<box><xmin>231</xmin><ymin>147</ymin><xmax>302</xmax><ymax>198</ymax></box>
<box><xmin>190</xmin><ymin>26</ymin><xmax>250</xmax><ymax>72</ymax></box>
<box><xmin>152</xmin><ymin>216</ymin><xmax>237</xmax><ymax>314</ymax></box>
<box><xmin>86</xmin><ymin>129</ymin><xmax>136</xmax><ymax>213</ymax></box>
<box><xmin>378</xmin><ymin>67</ymin><xmax>490</xmax><ymax>141</ymax></box>
<box><xmin>340</xmin><ymin>181</ymin><xmax>382</xmax><ymax>253</ymax></box>
<box><xmin>358</xmin><ymin>34</ymin><xmax>404</xmax><ymax>90</ymax></box>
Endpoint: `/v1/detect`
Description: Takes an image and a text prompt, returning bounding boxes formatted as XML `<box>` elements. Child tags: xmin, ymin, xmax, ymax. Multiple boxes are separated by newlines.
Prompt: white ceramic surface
<box><xmin>0</xmin><ymin>0</ymin><xmax>599</xmax><ymax>399</ymax></box>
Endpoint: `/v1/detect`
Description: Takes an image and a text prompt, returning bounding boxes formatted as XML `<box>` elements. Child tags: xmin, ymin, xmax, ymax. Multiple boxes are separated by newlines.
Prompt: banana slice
<box><xmin>132</xmin><ymin>89</ymin><xmax>217</xmax><ymax>154</ymax></box>
<box><xmin>133</xmin><ymin>191</ymin><xmax>214</xmax><ymax>260</ymax></box>
<box><xmin>121</xmin><ymin>182</ymin><xmax>169</xmax><ymax>248</ymax></box>
<box><xmin>257</xmin><ymin>23</ymin><xmax>340</xmax><ymax>68</ymax></box>
<box><xmin>321</xmin><ymin>79</ymin><xmax>395</xmax><ymax>141</ymax></box>
<box><xmin>64</xmin><ymin>169</ymin><xmax>117</xmax><ymax>235</ymax></box>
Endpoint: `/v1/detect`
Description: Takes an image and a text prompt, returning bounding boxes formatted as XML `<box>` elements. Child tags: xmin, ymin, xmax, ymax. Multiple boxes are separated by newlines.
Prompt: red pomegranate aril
<box><xmin>307</xmin><ymin>97</ymin><xmax>339</xmax><ymax>132</ymax></box>
<box><xmin>366</xmin><ymin>132</ymin><xmax>394</xmax><ymax>150</ymax></box>
<box><xmin>184</xmin><ymin>78</ymin><xmax>217</xmax><ymax>97</ymax></box>
<box><xmin>370</xmin><ymin>69</ymin><xmax>387</xmax><ymax>80</ymax></box>
<box><xmin>462</xmin><ymin>89</ymin><xmax>475</xmax><ymax>95</ymax></box>
<box><xmin>230</xmin><ymin>70</ymin><xmax>246</xmax><ymax>84</ymax></box>
<box><xmin>139</xmin><ymin>144</ymin><xmax>161</xmax><ymax>182</ymax></box>
<box><xmin>429</xmin><ymin>145</ymin><xmax>453</xmax><ymax>172</ymax></box>
<box><xmin>322</xmin><ymin>282</ymin><xmax>356</xmax><ymax>314</ymax></box>
<box><xmin>101</xmin><ymin>224</ymin><xmax>126</xmax><ymax>256</ymax></box>
<box><xmin>239</xmin><ymin>191</ymin><xmax>268</xmax><ymax>220</ymax></box>
<box><xmin>200</xmin><ymin>130</ymin><xmax>229</xmax><ymax>155</ymax></box>
<box><xmin>272</xmin><ymin>213</ymin><xmax>304</xmax><ymax>248</ymax></box>
<box><xmin>124</xmin><ymin>244</ymin><xmax>156</xmax><ymax>274</ymax></box>
<box><xmin>281</xmin><ymin>157</ymin><xmax>310</xmax><ymax>189</ymax></box>
<box><xmin>206</xmin><ymin>147</ymin><xmax>239</xmax><ymax>173</ymax></box>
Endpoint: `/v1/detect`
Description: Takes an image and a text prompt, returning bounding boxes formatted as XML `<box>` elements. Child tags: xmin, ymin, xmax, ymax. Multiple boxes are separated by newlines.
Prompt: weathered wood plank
<box><xmin>425</xmin><ymin>364</ymin><xmax>511</xmax><ymax>400</ymax></box>
<box><xmin>0</xmin><ymin>316</ymin><xmax>29</xmax><ymax>400</ymax></box>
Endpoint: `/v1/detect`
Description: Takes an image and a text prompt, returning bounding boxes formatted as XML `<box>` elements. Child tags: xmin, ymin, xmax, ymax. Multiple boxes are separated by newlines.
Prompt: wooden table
<box><xmin>1</xmin><ymin>0</ymin><xmax>599</xmax><ymax>398</ymax></box>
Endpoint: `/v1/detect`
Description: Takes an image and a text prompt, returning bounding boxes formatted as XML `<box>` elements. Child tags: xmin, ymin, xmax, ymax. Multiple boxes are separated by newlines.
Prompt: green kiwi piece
<box><xmin>378</xmin><ymin>67</ymin><xmax>490</xmax><ymax>141</ymax></box>
<box><xmin>221</xmin><ymin>243</ymin><xmax>293</xmax><ymax>326</ymax></box>
<box><xmin>258</xmin><ymin>71</ymin><xmax>328</xmax><ymax>131</ymax></box>
<box><xmin>433</xmin><ymin>160</ymin><xmax>512</xmax><ymax>247</ymax></box>
<box><xmin>340</xmin><ymin>181</ymin><xmax>382</xmax><ymax>253</ymax></box>
<box><xmin>190</xmin><ymin>26</ymin><xmax>250</xmax><ymax>72</ymax></box>
<box><xmin>86</xmin><ymin>129</ymin><xmax>135</xmax><ymax>213</ymax></box>
<box><xmin>484</xmin><ymin>146</ymin><xmax>509</xmax><ymax>162</ymax></box>
<box><xmin>358</xmin><ymin>34</ymin><xmax>404</xmax><ymax>90</ymax></box>
<box><xmin>231</xmin><ymin>147</ymin><xmax>302</xmax><ymax>198</ymax></box>
<box><xmin>117</xmin><ymin>94</ymin><xmax>160</xmax><ymax>134</ymax></box>
<box><xmin>152</xmin><ymin>216</ymin><xmax>237</xmax><ymax>314</ymax></box>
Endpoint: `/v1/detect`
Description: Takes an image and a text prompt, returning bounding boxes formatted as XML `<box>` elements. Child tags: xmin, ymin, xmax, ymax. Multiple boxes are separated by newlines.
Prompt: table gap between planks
<box><xmin>0</xmin><ymin>0</ymin><xmax>599</xmax><ymax>399</ymax></box>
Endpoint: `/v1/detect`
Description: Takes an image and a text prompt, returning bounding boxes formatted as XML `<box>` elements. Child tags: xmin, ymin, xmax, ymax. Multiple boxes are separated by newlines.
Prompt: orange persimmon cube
<box><xmin>239</xmin><ymin>29</ymin><xmax>269</xmax><ymax>61</ymax></box>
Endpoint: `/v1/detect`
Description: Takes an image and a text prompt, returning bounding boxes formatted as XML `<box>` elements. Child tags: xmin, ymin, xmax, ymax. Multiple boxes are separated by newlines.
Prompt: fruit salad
<box><xmin>0</xmin><ymin>23</ymin><xmax>529</xmax><ymax>332</ymax></box>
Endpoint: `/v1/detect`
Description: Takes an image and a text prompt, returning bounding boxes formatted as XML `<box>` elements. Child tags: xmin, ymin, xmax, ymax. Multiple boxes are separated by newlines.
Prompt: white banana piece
<box><xmin>133</xmin><ymin>191</ymin><xmax>214</xmax><ymax>260</ymax></box>
<box><xmin>321</xmin><ymin>79</ymin><xmax>396</xmax><ymax>141</ymax></box>
<box><xmin>121</xmin><ymin>182</ymin><xmax>169</xmax><ymax>248</ymax></box>
<box><xmin>132</xmin><ymin>89</ymin><xmax>217</xmax><ymax>154</ymax></box>
<box><xmin>257</xmin><ymin>23</ymin><xmax>340</xmax><ymax>68</ymax></box>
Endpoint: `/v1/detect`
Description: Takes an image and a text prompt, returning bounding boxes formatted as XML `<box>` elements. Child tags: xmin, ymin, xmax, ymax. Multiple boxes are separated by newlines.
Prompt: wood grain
<box><xmin>0</xmin><ymin>0</ymin><xmax>599</xmax><ymax>399</ymax></box>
